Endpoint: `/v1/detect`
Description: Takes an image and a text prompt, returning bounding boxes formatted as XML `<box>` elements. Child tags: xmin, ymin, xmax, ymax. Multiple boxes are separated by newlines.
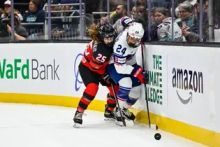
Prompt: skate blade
<box><xmin>73</xmin><ymin>123</ymin><xmax>82</xmax><ymax>128</ymax></box>
<box><xmin>115</xmin><ymin>120</ymin><xmax>125</xmax><ymax>127</ymax></box>
<box><xmin>124</xmin><ymin>119</ymin><xmax>134</xmax><ymax>127</ymax></box>
<box><xmin>104</xmin><ymin>117</ymin><xmax>115</xmax><ymax>121</ymax></box>
<box><xmin>115</xmin><ymin>119</ymin><xmax>134</xmax><ymax>127</ymax></box>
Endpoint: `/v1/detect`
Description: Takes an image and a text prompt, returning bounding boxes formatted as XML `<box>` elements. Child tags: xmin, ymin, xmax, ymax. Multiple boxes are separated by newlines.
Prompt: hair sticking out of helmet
<box><xmin>87</xmin><ymin>24</ymin><xmax>99</xmax><ymax>42</ymax></box>
<box><xmin>127</xmin><ymin>22</ymin><xmax>144</xmax><ymax>47</ymax></box>
<box><xmin>99</xmin><ymin>23</ymin><xmax>117</xmax><ymax>47</ymax></box>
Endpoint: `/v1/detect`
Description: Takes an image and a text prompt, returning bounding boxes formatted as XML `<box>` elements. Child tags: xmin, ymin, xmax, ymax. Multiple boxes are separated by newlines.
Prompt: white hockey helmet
<box><xmin>127</xmin><ymin>22</ymin><xmax>144</xmax><ymax>47</ymax></box>
<box><xmin>127</xmin><ymin>22</ymin><xmax>144</xmax><ymax>40</ymax></box>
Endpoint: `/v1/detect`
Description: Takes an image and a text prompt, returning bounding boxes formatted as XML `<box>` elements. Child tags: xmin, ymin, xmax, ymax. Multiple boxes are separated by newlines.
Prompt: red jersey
<box><xmin>81</xmin><ymin>41</ymin><xmax>113</xmax><ymax>75</ymax></box>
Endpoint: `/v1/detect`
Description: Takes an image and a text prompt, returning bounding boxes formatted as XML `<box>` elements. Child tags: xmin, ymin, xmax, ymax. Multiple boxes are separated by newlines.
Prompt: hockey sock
<box><xmin>77</xmin><ymin>83</ymin><xmax>98</xmax><ymax>112</ymax></box>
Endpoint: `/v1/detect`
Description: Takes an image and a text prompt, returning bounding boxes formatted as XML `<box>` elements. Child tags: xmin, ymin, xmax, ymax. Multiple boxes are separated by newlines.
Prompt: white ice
<box><xmin>0</xmin><ymin>103</ymin><xmax>206</xmax><ymax>147</ymax></box>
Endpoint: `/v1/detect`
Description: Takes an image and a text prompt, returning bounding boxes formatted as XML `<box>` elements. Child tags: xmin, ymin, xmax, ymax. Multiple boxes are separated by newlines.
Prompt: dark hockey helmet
<box><xmin>98</xmin><ymin>23</ymin><xmax>117</xmax><ymax>43</ymax></box>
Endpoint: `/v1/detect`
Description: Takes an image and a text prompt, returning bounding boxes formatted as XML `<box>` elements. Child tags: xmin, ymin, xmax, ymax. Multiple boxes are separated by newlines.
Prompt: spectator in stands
<box><xmin>23</xmin><ymin>0</ymin><xmax>45</xmax><ymax>23</ymax></box>
<box><xmin>1</xmin><ymin>0</ymin><xmax>23</xmax><ymax>21</ymax></box>
<box><xmin>175</xmin><ymin>0</ymin><xmax>197</xmax><ymax>18</ymax></box>
<box><xmin>110</xmin><ymin>4</ymin><xmax>127</xmax><ymax>24</ymax></box>
<box><xmin>134</xmin><ymin>1</ymin><xmax>148</xmax><ymax>29</ymax></box>
<box><xmin>177</xmin><ymin>1</ymin><xmax>199</xmax><ymax>42</ymax></box>
<box><xmin>23</xmin><ymin>0</ymin><xmax>45</xmax><ymax>39</ymax></box>
<box><xmin>13</xmin><ymin>0</ymin><xmax>30</xmax><ymax>15</ymax></box>
<box><xmin>112</xmin><ymin>1</ymin><xmax>146</xmax><ymax>33</ymax></box>
<box><xmin>100</xmin><ymin>15</ymin><xmax>110</xmax><ymax>25</ymax></box>
<box><xmin>130</xmin><ymin>6</ymin><xmax>137</xmax><ymax>20</ymax></box>
<box><xmin>0</xmin><ymin>12</ymin><xmax>28</xmax><ymax>41</ymax></box>
<box><xmin>153</xmin><ymin>7</ymin><xmax>183</xmax><ymax>41</ymax></box>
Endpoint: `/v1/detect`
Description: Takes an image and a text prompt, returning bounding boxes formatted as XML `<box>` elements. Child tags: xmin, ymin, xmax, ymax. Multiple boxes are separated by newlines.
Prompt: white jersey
<box><xmin>112</xmin><ymin>29</ymin><xmax>140</xmax><ymax>75</ymax></box>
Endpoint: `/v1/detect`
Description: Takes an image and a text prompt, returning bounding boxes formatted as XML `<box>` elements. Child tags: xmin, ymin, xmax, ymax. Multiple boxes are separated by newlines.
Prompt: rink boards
<box><xmin>0</xmin><ymin>42</ymin><xmax>220</xmax><ymax>147</ymax></box>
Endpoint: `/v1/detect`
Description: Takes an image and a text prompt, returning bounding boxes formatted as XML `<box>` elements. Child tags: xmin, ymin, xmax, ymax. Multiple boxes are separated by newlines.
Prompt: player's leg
<box><xmin>73</xmin><ymin>83</ymin><xmax>98</xmax><ymax>124</ymax></box>
<box><xmin>104</xmin><ymin>94</ymin><xmax>116</xmax><ymax>120</ymax></box>
<box><xmin>116</xmin><ymin>76</ymin><xmax>142</xmax><ymax>122</ymax></box>
<box><xmin>115</xmin><ymin>77</ymin><xmax>137</xmax><ymax>121</ymax></box>
<box><xmin>104</xmin><ymin>85</ymin><xmax>118</xmax><ymax>120</ymax></box>
<box><xmin>107</xmin><ymin>64</ymin><xmax>135</xmax><ymax>123</ymax></box>
<box><xmin>73</xmin><ymin>64</ymin><xmax>99</xmax><ymax>126</ymax></box>
<box><xmin>127</xmin><ymin>76</ymin><xmax>142</xmax><ymax>107</ymax></box>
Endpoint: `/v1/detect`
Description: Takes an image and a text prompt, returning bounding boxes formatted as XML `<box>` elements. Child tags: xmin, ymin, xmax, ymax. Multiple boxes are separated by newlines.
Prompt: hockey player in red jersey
<box><xmin>73</xmin><ymin>23</ymin><xmax>118</xmax><ymax>127</ymax></box>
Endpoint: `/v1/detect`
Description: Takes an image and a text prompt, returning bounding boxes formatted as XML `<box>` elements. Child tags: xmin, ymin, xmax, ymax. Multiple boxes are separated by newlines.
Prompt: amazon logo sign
<box><xmin>171</xmin><ymin>68</ymin><xmax>204</xmax><ymax>105</ymax></box>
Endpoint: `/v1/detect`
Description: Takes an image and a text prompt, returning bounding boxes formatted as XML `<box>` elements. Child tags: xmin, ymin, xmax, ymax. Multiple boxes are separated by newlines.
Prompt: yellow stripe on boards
<box><xmin>0</xmin><ymin>93</ymin><xmax>219</xmax><ymax>147</ymax></box>
<box><xmin>0</xmin><ymin>93</ymin><xmax>105</xmax><ymax>112</ymax></box>
<box><xmin>133</xmin><ymin>110</ymin><xmax>220</xmax><ymax>147</ymax></box>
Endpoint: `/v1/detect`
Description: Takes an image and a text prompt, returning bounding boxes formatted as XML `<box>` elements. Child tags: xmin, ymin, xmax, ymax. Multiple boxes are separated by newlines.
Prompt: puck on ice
<box><xmin>154</xmin><ymin>133</ymin><xmax>161</xmax><ymax>140</ymax></box>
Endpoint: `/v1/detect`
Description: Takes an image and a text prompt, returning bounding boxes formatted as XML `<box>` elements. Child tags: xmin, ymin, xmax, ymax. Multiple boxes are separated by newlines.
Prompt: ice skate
<box><xmin>122</xmin><ymin>107</ymin><xmax>135</xmax><ymax>121</ymax></box>
<box><xmin>104</xmin><ymin>105</ymin><xmax>115</xmax><ymax>121</ymax></box>
<box><xmin>73</xmin><ymin>111</ymin><xmax>83</xmax><ymax>128</ymax></box>
<box><xmin>115</xmin><ymin>107</ymin><xmax>135</xmax><ymax>127</ymax></box>
<box><xmin>122</xmin><ymin>107</ymin><xmax>135</xmax><ymax>126</ymax></box>
<box><xmin>114</xmin><ymin>107</ymin><xmax>126</xmax><ymax>126</ymax></box>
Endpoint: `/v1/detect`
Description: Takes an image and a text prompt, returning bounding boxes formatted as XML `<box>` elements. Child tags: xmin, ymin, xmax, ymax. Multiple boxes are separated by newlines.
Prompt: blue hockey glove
<box><xmin>121</xmin><ymin>16</ymin><xmax>133</xmax><ymax>28</ymax></box>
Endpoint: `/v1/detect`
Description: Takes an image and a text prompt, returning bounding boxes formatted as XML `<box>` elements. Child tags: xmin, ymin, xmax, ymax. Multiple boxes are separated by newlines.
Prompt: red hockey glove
<box><xmin>132</xmin><ymin>67</ymin><xmax>145</xmax><ymax>84</ymax></box>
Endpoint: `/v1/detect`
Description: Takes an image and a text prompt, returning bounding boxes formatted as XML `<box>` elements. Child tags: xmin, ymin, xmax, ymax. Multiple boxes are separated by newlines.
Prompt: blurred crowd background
<box><xmin>0</xmin><ymin>0</ymin><xmax>219</xmax><ymax>43</ymax></box>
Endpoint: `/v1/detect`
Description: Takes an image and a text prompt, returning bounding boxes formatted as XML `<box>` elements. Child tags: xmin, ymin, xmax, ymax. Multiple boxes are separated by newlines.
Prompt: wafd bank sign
<box><xmin>0</xmin><ymin>43</ymin><xmax>107</xmax><ymax>99</ymax></box>
<box><xmin>0</xmin><ymin>43</ymin><xmax>79</xmax><ymax>96</ymax></box>
<box><xmin>0</xmin><ymin>58</ymin><xmax>60</xmax><ymax>80</ymax></box>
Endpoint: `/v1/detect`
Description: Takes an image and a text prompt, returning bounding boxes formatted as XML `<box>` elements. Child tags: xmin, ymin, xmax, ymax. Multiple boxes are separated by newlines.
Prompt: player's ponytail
<box><xmin>87</xmin><ymin>24</ymin><xmax>100</xmax><ymax>42</ymax></box>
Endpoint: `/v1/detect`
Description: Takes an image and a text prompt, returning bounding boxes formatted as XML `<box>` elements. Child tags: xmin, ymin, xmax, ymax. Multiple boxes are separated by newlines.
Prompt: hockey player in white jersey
<box><xmin>107</xmin><ymin>22</ymin><xmax>147</xmax><ymax>125</ymax></box>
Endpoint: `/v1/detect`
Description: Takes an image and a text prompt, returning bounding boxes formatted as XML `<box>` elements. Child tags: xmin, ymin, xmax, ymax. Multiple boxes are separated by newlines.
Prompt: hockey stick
<box><xmin>110</xmin><ymin>84</ymin><xmax>126</xmax><ymax>127</ymax></box>
<box><xmin>141</xmin><ymin>43</ymin><xmax>151</xmax><ymax>128</ymax></box>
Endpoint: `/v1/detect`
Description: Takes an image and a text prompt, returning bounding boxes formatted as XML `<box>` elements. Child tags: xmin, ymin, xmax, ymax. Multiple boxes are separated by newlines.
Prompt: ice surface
<box><xmin>0</xmin><ymin>103</ymin><xmax>206</xmax><ymax>147</ymax></box>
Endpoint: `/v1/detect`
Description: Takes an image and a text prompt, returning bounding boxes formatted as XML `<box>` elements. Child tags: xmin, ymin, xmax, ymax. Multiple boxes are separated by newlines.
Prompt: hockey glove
<box><xmin>131</xmin><ymin>66</ymin><xmax>146</xmax><ymax>84</ymax></box>
<box><xmin>143</xmin><ymin>71</ymin><xmax>148</xmax><ymax>84</ymax></box>
<box><xmin>102</xmin><ymin>74</ymin><xmax>115</xmax><ymax>85</ymax></box>
<box><xmin>121</xmin><ymin>16</ymin><xmax>133</xmax><ymax>28</ymax></box>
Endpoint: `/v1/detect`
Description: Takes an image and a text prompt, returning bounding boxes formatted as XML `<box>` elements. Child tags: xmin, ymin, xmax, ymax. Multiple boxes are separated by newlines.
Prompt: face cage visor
<box><xmin>103</xmin><ymin>36</ymin><xmax>114</xmax><ymax>44</ymax></box>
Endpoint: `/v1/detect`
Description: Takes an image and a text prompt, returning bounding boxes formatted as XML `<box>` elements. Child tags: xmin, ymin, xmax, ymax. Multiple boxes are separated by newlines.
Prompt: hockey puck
<box><xmin>154</xmin><ymin>133</ymin><xmax>161</xmax><ymax>140</ymax></box>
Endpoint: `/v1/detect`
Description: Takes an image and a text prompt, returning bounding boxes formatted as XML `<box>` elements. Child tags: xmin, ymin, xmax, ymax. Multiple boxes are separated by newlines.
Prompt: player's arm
<box><xmin>120</xmin><ymin>16</ymin><xmax>133</xmax><ymax>29</ymax></box>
